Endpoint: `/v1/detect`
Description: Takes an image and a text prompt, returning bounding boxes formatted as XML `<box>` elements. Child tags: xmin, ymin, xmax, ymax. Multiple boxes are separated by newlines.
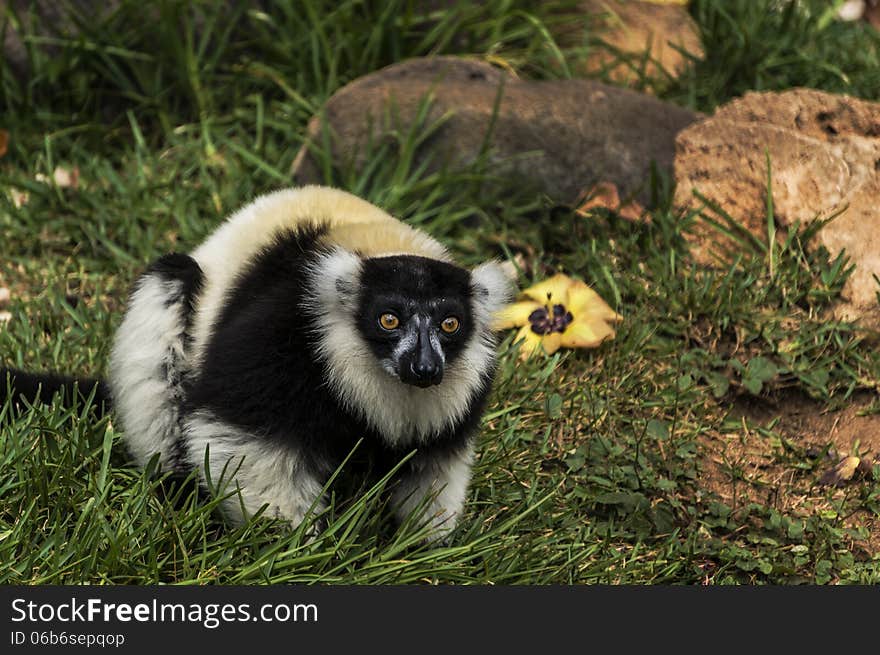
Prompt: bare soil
<box><xmin>700</xmin><ymin>389</ymin><xmax>880</xmax><ymax>552</ymax></box>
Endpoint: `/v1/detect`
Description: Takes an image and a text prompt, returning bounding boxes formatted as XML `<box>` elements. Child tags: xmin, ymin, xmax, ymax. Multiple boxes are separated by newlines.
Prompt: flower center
<box><xmin>528</xmin><ymin>296</ymin><xmax>574</xmax><ymax>336</ymax></box>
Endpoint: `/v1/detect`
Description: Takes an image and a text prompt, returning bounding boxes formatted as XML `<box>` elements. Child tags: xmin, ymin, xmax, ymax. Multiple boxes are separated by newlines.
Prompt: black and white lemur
<box><xmin>1</xmin><ymin>186</ymin><xmax>514</xmax><ymax>540</ymax></box>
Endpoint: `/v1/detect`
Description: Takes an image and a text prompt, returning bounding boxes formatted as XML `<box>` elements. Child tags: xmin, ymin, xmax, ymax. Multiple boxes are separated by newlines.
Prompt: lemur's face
<box><xmin>356</xmin><ymin>256</ymin><xmax>475</xmax><ymax>388</ymax></box>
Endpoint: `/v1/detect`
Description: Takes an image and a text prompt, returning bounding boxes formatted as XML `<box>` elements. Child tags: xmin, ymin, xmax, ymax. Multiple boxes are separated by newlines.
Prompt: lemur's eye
<box><xmin>379</xmin><ymin>313</ymin><xmax>400</xmax><ymax>330</ymax></box>
<box><xmin>440</xmin><ymin>316</ymin><xmax>460</xmax><ymax>334</ymax></box>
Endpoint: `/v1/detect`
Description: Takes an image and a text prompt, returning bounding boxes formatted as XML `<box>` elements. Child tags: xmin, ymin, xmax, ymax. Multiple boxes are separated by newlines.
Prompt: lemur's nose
<box><xmin>412</xmin><ymin>359</ymin><xmax>442</xmax><ymax>386</ymax></box>
<box><xmin>411</xmin><ymin>326</ymin><xmax>443</xmax><ymax>387</ymax></box>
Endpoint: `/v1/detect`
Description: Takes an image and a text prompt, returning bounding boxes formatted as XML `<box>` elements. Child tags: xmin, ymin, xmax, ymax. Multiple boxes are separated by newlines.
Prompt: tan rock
<box><xmin>674</xmin><ymin>88</ymin><xmax>880</xmax><ymax>328</ymax></box>
<box><xmin>292</xmin><ymin>56</ymin><xmax>698</xmax><ymax>205</ymax></box>
<box><xmin>866</xmin><ymin>0</ymin><xmax>880</xmax><ymax>29</ymax></box>
<box><xmin>573</xmin><ymin>0</ymin><xmax>703</xmax><ymax>84</ymax></box>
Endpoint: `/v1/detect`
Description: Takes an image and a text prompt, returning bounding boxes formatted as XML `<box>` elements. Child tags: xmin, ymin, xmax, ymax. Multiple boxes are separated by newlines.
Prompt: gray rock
<box><xmin>1</xmin><ymin>1</ymin><xmax>120</xmax><ymax>80</ymax></box>
<box><xmin>292</xmin><ymin>56</ymin><xmax>699</xmax><ymax>205</ymax></box>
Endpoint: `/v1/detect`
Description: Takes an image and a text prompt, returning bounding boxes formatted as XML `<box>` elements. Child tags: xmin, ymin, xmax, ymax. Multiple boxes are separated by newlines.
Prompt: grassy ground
<box><xmin>2</xmin><ymin>0</ymin><xmax>880</xmax><ymax>584</ymax></box>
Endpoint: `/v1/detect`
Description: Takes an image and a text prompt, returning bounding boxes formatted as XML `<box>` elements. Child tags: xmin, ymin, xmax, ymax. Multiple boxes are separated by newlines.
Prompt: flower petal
<box><xmin>512</xmin><ymin>324</ymin><xmax>544</xmax><ymax>357</ymax></box>
<box><xmin>492</xmin><ymin>300</ymin><xmax>543</xmax><ymax>330</ymax></box>
<box><xmin>566</xmin><ymin>279</ymin><xmax>622</xmax><ymax>323</ymax></box>
<box><xmin>559</xmin><ymin>318</ymin><xmax>617</xmax><ymax>349</ymax></box>
<box><xmin>521</xmin><ymin>274</ymin><xmax>574</xmax><ymax>306</ymax></box>
<box><xmin>540</xmin><ymin>332</ymin><xmax>563</xmax><ymax>356</ymax></box>
<box><xmin>511</xmin><ymin>325</ymin><xmax>563</xmax><ymax>359</ymax></box>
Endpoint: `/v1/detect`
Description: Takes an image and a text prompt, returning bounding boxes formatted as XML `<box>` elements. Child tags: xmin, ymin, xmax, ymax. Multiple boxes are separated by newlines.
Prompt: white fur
<box><xmin>109</xmin><ymin>273</ymin><xmax>190</xmax><ymax>470</ymax></box>
<box><xmin>183</xmin><ymin>412</ymin><xmax>325</xmax><ymax>527</ymax></box>
<box><xmin>471</xmin><ymin>260</ymin><xmax>516</xmax><ymax>318</ymax></box>
<box><xmin>392</xmin><ymin>446</ymin><xmax>475</xmax><ymax>540</ymax></box>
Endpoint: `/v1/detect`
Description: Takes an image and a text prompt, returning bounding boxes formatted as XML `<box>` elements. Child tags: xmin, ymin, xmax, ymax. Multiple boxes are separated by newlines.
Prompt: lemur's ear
<box><xmin>309</xmin><ymin>248</ymin><xmax>363</xmax><ymax>312</ymax></box>
<box><xmin>471</xmin><ymin>260</ymin><xmax>516</xmax><ymax>316</ymax></box>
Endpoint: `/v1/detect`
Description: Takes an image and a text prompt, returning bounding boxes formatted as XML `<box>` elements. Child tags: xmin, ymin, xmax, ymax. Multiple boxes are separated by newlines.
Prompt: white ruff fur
<box><xmin>109</xmin><ymin>274</ymin><xmax>190</xmax><ymax>469</ymax></box>
<box><xmin>392</xmin><ymin>446</ymin><xmax>475</xmax><ymax>540</ymax></box>
<box><xmin>305</xmin><ymin>249</ymin><xmax>513</xmax><ymax>446</ymax></box>
<box><xmin>183</xmin><ymin>412</ymin><xmax>325</xmax><ymax>526</ymax></box>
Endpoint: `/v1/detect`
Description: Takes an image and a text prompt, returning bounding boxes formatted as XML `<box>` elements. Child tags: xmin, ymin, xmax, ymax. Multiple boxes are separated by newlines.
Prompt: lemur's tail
<box><xmin>1</xmin><ymin>368</ymin><xmax>111</xmax><ymax>417</ymax></box>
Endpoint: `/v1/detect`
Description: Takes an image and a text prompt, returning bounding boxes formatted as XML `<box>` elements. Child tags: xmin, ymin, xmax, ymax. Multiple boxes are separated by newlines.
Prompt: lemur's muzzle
<box><xmin>399</xmin><ymin>321</ymin><xmax>444</xmax><ymax>388</ymax></box>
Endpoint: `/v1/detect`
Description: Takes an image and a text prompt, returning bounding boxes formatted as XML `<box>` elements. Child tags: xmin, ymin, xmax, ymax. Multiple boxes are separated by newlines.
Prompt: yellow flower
<box><xmin>493</xmin><ymin>274</ymin><xmax>622</xmax><ymax>358</ymax></box>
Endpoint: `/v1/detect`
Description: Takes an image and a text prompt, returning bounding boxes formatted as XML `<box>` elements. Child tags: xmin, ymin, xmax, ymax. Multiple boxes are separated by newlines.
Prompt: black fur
<box><xmin>0</xmin><ymin>368</ymin><xmax>111</xmax><ymax>416</ymax></box>
<box><xmin>186</xmin><ymin>227</ymin><xmax>489</xmax><ymax>488</ymax></box>
<box><xmin>145</xmin><ymin>252</ymin><xmax>204</xmax><ymax>341</ymax></box>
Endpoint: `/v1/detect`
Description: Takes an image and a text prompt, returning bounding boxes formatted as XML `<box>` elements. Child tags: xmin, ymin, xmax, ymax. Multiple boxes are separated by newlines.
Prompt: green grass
<box><xmin>2</xmin><ymin>0</ymin><xmax>880</xmax><ymax>584</ymax></box>
<box><xmin>669</xmin><ymin>0</ymin><xmax>880</xmax><ymax>110</ymax></box>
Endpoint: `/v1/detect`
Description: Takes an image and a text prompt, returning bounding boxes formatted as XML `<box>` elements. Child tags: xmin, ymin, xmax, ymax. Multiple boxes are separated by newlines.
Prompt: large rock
<box><xmin>675</xmin><ymin>88</ymin><xmax>880</xmax><ymax>328</ymax></box>
<box><xmin>292</xmin><ymin>56</ymin><xmax>699</xmax><ymax>205</ymax></box>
